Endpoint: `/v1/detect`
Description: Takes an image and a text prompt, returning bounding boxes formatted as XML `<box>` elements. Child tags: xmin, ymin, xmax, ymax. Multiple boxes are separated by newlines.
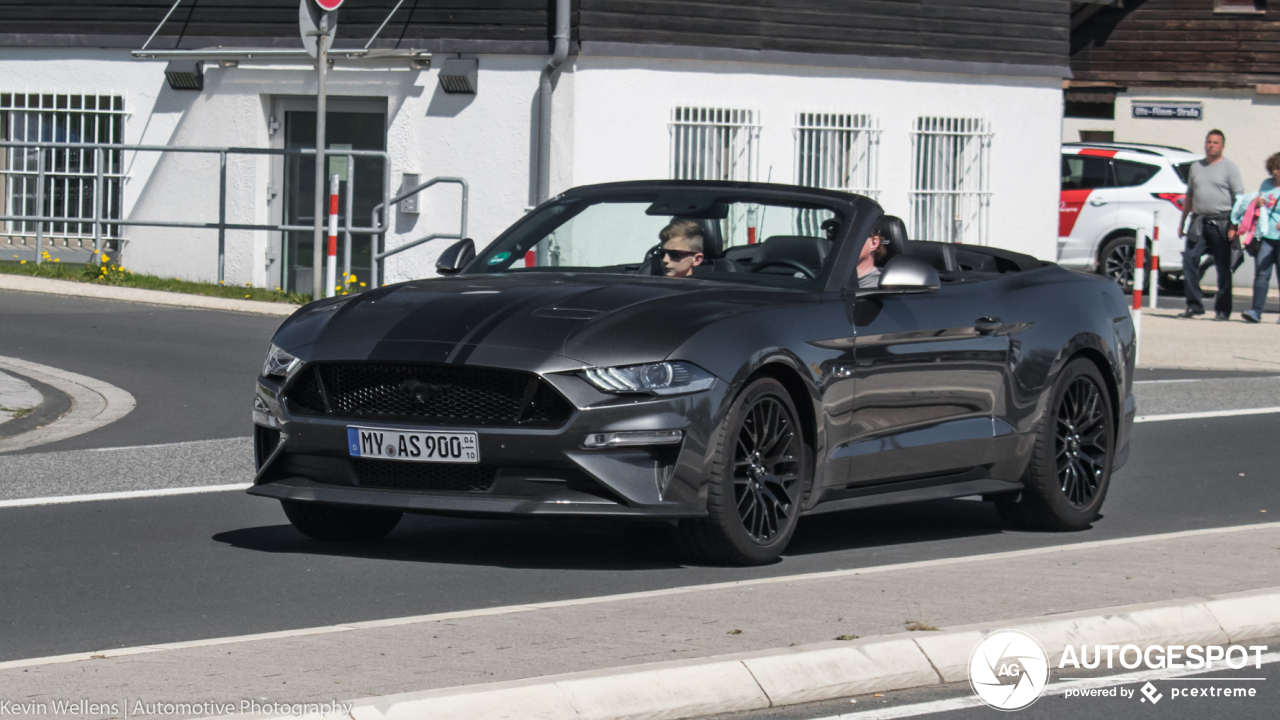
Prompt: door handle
<box><xmin>1089</xmin><ymin>195</ymin><xmax>1108</xmax><ymax>206</ymax></box>
<box><xmin>975</xmin><ymin>317</ymin><xmax>1002</xmax><ymax>335</ymax></box>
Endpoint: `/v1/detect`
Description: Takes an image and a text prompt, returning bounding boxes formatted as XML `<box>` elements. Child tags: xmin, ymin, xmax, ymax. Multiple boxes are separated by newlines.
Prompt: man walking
<box><xmin>1179</xmin><ymin>129</ymin><xmax>1244</xmax><ymax>320</ymax></box>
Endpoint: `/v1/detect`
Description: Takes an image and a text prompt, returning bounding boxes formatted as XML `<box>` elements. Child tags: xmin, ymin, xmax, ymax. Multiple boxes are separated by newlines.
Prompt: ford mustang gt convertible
<box><xmin>250</xmin><ymin>180</ymin><xmax>1136</xmax><ymax>565</ymax></box>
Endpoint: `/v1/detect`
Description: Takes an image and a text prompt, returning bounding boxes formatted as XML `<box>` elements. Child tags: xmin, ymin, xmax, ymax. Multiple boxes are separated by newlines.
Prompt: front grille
<box><xmin>286</xmin><ymin>363</ymin><xmax>573</xmax><ymax>428</ymax></box>
<box><xmin>351</xmin><ymin>458</ymin><xmax>497</xmax><ymax>492</ymax></box>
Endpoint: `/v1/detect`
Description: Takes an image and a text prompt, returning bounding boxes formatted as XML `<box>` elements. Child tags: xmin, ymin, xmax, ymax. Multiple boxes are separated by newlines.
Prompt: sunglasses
<box><xmin>660</xmin><ymin>248</ymin><xmax>701</xmax><ymax>261</ymax></box>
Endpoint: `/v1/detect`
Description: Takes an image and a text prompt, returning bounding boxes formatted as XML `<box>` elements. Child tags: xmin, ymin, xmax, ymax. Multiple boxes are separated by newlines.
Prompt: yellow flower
<box><xmin>100</xmin><ymin>255</ymin><xmax>109</xmax><ymax>262</ymax></box>
<box><xmin>245</xmin><ymin>294</ymin><xmax>251</xmax><ymax>298</ymax></box>
<box><xmin>359</xmin><ymin>282</ymin><xmax>366</xmax><ymax>287</ymax></box>
<box><xmin>19</xmin><ymin>260</ymin><xmax>26</xmax><ymax>264</ymax></box>
<box><xmin>53</xmin><ymin>258</ymin><xmax>60</xmax><ymax>262</ymax></box>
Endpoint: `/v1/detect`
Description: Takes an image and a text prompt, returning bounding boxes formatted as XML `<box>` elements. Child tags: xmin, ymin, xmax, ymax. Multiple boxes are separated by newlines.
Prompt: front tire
<box><xmin>281</xmin><ymin>501</ymin><xmax>402</xmax><ymax>541</ymax></box>
<box><xmin>997</xmin><ymin>358</ymin><xmax>1114</xmax><ymax>531</ymax></box>
<box><xmin>1099</xmin><ymin>235</ymin><xmax>1136</xmax><ymax>290</ymax></box>
<box><xmin>679</xmin><ymin>377</ymin><xmax>809</xmax><ymax>565</ymax></box>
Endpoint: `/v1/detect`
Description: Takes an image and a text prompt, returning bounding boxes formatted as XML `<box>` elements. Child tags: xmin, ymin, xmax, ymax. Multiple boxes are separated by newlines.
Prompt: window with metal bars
<box><xmin>794</xmin><ymin>112</ymin><xmax>880</xmax><ymax>198</ymax></box>
<box><xmin>1</xmin><ymin>93</ymin><xmax>126</xmax><ymax>252</ymax></box>
<box><xmin>668</xmin><ymin>107</ymin><xmax>760</xmax><ymax>182</ymax></box>
<box><xmin>909</xmin><ymin>116</ymin><xmax>991</xmax><ymax>245</ymax></box>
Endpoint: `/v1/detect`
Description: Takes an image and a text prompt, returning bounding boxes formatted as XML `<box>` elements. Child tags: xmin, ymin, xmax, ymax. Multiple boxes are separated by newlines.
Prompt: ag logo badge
<box><xmin>969</xmin><ymin>629</ymin><xmax>1050</xmax><ymax>711</ymax></box>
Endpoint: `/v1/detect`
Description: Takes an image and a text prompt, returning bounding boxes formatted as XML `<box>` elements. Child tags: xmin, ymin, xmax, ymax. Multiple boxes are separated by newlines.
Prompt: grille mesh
<box><xmin>286</xmin><ymin>364</ymin><xmax>572</xmax><ymax>428</ymax></box>
<box><xmin>351</xmin><ymin>459</ymin><xmax>497</xmax><ymax>492</ymax></box>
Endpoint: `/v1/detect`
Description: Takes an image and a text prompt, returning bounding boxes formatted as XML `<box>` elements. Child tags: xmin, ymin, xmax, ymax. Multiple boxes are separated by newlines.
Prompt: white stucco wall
<box><xmin>570</xmin><ymin>56</ymin><xmax>1064</xmax><ymax>261</ymax></box>
<box><xmin>1064</xmin><ymin>89</ymin><xmax>1280</xmax><ymax>191</ymax></box>
<box><xmin>3</xmin><ymin>47</ymin><xmax>1065</xmax><ymax>289</ymax></box>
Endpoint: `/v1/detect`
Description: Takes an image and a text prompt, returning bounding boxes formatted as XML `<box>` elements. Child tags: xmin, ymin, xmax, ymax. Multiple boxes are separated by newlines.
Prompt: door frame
<box><xmin>268</xmin><ymin>95</ymin><xmax>388</xmax><ymax>293</ymax></box>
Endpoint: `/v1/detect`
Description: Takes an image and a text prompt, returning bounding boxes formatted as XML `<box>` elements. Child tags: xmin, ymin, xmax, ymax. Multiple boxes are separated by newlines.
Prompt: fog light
<box><xmin>582</xmin><ymin>430</ymin><xmax>683</xmax><ymax>448</ymax></box>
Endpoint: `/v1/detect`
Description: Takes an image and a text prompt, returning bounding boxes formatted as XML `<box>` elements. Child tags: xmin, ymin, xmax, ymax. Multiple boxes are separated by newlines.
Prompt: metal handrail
<box><xmin>369</xmin><ymin>176</ymin><xmax>468</xmax><ymax>280</ymax></box>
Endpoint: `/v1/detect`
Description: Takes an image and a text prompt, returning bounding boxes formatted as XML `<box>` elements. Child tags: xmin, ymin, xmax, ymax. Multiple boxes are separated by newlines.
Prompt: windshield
<box><xmin>467</xmin><ymin>192</ymin><xmax>852</xmax><ymax>290</ymax></box>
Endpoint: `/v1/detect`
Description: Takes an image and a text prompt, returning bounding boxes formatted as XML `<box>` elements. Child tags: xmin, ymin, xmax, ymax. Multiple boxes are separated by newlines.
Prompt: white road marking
<box><xmin>1135</xmin><ymin>406</ymin><xmax>1280</xmax><ymax>423</ymax></box>
<box><xmin>0</xmin><ymin>520</ymin><xmax>1276</xmax><ymax>671</ymax></box>
<box><xmin>0</xmin><ymin>483</ymin><xmax>251</xmax><ymax>509</ymax></box>
<box><xmin>85</xmin><ymin>437</ymin><xmax>250</xmax><ymax>453</ymax></box>
<box><xmin>822</xmin><ymin>652</ymin><xmax>1280</xmax><ymax>719</ymax></box>
<box><xmin>1134</xmin><ymin>376</ymin><xmax>1280</xmax><ymax>384</ymax></box>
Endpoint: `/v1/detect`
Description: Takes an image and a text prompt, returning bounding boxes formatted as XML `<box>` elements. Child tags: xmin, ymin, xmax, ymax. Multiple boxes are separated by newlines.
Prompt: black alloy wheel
<box><xmin>1100</xmin><ymin>236</ymin><xmax>1136</xmax><ymax>290</ymax></box>
<box><xmin>679</xmin><ymin>377</ymin><xmax>809</xmax><ymax>565</ymax></box>
<box><xmin>733</xmin><ymin>396</ymin><xmax>802</xmax><ymax>543</ymax></box>
<box><xmin>1056</xmin><ymin>376</ymin><xmax>1108</xmax><ymax>509</ymax></box>
<box><xmin>996</xmin><ymin>358</ymin><xmax>1114</xmax><ymax>531</ymax></box>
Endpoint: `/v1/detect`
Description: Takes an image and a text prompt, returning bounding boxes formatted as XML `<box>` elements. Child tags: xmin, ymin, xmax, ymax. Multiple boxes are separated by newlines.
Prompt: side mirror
<box><xmin>436</xmin><ymin>238</ymin><xmax>475</xmax><ymax>275</ymax></box>
<box><xmin>868</xmin><ymin>255</ymin><xmax>940</xmax><ymax>294</ymax></box>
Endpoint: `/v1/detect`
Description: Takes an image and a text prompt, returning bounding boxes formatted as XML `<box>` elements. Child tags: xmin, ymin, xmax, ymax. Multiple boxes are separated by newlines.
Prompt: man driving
<box><xmin>659</xmin><ymin>220</ymin><xmax>705</xmax><ymax>278</ymax></box>
<box><xmin>857</xmin><ymin>226</ymin><xmax>886</xmax><ymax>288</ymax></box>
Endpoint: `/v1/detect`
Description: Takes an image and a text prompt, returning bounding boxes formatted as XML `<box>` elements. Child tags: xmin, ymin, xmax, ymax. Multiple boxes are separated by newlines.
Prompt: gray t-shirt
<box><xmin>1188</xmin><ymin>157</ymin><xmax>1244</xmax><ymax>215</ymax></box>
<box><xmin>858</xmin><ymin>267</ymin><xmax>881</xmax><ymax>289</ymax></box>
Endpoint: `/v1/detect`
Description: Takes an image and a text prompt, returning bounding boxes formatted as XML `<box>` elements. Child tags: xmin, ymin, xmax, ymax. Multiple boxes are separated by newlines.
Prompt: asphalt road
<box><xmin>1</xmin><ymin>291</ymin><xmax>1278</xmax><ymax>665</ymax></box>
<box><xmin>0</xmin><ymin>290</ymin><xmax>281</xmax><ymax>453</ymax></box>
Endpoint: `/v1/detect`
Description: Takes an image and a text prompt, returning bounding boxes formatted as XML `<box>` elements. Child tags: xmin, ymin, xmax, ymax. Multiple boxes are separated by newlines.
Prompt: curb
<box><xmin>0</xmin><ymin>356</ymin><xmax>136</xmax><ymax>453</ymax></box>
<box><xmin>0</xmin><ymin>274</ymin><xmax>300</xmax><ymax>316</ymax></box>
<box><xmin>245</xmin><ymin>586</ymin><xmax>1280</xmax><ymax>720</ymax></box>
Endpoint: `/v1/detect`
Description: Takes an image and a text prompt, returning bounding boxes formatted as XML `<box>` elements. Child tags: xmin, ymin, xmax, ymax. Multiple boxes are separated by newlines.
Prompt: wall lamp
<box><xmin>165</xmin><ymin>60</ymin><xmax>203</xmax><ymax>90</ymax></box>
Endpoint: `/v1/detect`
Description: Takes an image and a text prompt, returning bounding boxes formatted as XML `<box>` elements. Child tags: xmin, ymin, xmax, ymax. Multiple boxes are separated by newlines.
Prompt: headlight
<box><xmin>261</xmin><ymin>343</ymin><xmax>301</xmax><ymax>378</ymax></box>
<box><xmin>581</xmin><ymin>361</ymin><xmax>716</xmax><ymax>396</ymax></box>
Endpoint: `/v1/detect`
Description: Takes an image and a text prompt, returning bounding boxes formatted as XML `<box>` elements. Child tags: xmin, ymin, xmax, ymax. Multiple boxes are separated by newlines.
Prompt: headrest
<box><xmin>756</xmin><ymin>235</ymin><xmax>829</xmax><ymax>270</ymax></box>
<box><xmin>874</xmin><ymin>215</ymin><xmax>911</xmax><ymax>260</ymax></box>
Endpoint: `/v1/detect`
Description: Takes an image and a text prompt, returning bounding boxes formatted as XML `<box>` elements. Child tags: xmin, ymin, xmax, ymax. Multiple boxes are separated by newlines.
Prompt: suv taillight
<box><xmin>1153</xmin><ymin>193</ymin><xmax>1185</xmax><ymax>211</ymax></box>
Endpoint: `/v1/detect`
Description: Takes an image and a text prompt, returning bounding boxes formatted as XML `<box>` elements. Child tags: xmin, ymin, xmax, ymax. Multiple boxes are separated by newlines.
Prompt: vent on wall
<box><xmin>164</xmin><ymin>61</ymin><xmax>203</xmax><ymax>91</ymax></box>
<box><xmin>438</xmin><ymin>58</ymin><xmax>478</xmax><ymax>94</ymax></box>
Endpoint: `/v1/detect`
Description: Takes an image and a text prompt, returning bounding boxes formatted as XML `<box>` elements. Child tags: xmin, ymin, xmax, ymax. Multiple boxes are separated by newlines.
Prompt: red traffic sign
<box><xmin>314</xmin><ymin>0</ymin><xmax>343</xmax><ymax>10</ymax></box>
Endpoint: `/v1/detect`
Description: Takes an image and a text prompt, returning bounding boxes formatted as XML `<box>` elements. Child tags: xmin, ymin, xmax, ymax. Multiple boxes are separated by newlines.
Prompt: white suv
<box><xmin>1058</xmin><ymin>142</ymin><xmax>1202</xmax><ymax>288</ymax></box>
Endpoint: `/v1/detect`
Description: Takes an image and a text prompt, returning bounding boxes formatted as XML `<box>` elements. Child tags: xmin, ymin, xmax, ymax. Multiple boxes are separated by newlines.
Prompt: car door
<box><xmin>828</xmin><ymin>280</ymin><xmax>1011</xmax><ymax>488</ymax></box>
<box><xmin>1059</xmin><ymin>153</ymin><xmax>1116</xmax><ymax>268</ymax></box>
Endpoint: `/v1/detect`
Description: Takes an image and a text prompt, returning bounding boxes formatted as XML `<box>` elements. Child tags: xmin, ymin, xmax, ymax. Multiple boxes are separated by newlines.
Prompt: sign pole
<box><xmin>311</xmin><ymin>21</ymin><xmax>329</xmax><ymax>300</ymax></box>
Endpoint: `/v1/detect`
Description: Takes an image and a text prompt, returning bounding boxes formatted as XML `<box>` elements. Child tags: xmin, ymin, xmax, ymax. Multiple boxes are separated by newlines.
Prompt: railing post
<box><xmin>93</xmin><ymin>147</ymin><xmax>104</xmax><ymax>256</ymax></box>
<box><xmin>34</xmin><ymin>147</ymin><xmax>45</xmax><ymax>265</ymax></box>
<box><xmin>218</xmin><ymin>151</ymin><xmax>227</xmax><ymax>283</ymax></box>
<box><xmin>343</xmin><ymin>154</ymin><xmax>354</xmax><ymax>284</ymax></box>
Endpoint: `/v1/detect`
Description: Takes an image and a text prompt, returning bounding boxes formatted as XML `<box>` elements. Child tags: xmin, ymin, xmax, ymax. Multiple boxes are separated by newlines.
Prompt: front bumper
<box><xmin>250</xmin><ymin>365</ymin><xmax>728</xmax><ymax>519</ymax></box>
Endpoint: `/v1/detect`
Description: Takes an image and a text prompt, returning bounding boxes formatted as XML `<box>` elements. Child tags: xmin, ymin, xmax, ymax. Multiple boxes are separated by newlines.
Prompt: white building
<box><xmin>0</xmin><ymin>1</ymin><xmax>1070</xmax><ymax>296</ymax></box>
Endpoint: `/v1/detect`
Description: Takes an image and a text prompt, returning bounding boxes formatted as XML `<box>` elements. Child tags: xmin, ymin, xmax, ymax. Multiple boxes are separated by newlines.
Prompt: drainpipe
<box><xmin>536</xmin><ymin>0</ymin><xmax>570</xmax><ymax>208</ymax></box>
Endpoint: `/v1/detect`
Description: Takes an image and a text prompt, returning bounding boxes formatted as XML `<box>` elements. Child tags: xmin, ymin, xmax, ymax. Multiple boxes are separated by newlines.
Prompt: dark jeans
<box><xmin>1252</xmin><ymin>239</ymin><xmax>1280</xmax><ymax>316</ymax></box>
<box><xmin>1182</xmin><ymin>221</ymin><xmax>1234</xmax><ymax>315</ymax></box>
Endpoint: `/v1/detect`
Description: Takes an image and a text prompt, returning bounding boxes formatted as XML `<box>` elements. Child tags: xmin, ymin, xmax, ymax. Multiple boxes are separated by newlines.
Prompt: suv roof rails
<box><xmin>1064</xmin><ymin>141</ymin><xmax>1196</xmax><ymax>155</ymax></box>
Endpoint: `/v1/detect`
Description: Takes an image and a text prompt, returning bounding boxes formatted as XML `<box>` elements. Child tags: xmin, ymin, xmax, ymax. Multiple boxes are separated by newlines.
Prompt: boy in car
<box><xmin>659</xmin><ymin>220</ymin><xmax>705</xmax><ymax>278</ymax></box>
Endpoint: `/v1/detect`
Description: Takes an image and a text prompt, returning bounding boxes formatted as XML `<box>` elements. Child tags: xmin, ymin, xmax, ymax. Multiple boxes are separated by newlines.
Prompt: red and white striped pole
<box><xmin>1133</xmin><ymin>240</ymin><xmax>1145</xmax><ymax>365</ymax></box>
<box><xmin>324</xmin><ymin>173</ymin><xmax>339</xmax><ymax>298</ymax></box>
<box><xmin>1150</xmin><ymin>222</ymin><xmax>1161</xmax><ymax>308</ymax></box>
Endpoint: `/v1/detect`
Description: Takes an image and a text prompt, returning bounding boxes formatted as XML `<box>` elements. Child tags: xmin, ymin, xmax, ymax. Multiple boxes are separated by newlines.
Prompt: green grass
<box><xmin>0</xmin><ymin>258</ymin><xmax>311</xmax><ymax>305</ymax></box>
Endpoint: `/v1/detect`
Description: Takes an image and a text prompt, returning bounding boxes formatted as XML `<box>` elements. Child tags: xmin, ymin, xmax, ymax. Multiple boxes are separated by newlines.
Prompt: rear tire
<box><xmin>281</xmin><ymin>501</ymin><xmax>402</xmax><ymax>542</ymax></box>
<box><xmin>1099</xmin><ymin>235</ymin><xmax>1136</xmax><ymax>290</ymax></box>
<box><xmin>996</xmin><ymin>358</ymin><xmax>1114</xmax><ymax>531</ymax></box>
<box><xmin>679</xmin><ymin>377</ymin><xmax>809</xmax><ymax>565</ymax></box>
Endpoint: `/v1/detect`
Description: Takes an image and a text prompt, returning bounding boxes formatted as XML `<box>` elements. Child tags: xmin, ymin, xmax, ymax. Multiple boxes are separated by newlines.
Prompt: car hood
<box><xmin>273</xmin><ymin>273</ymin><xmax>792</xmax><ymax>370</ymax></box>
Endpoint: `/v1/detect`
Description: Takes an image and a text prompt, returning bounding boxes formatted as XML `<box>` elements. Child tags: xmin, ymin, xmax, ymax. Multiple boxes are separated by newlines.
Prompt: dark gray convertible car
<box><xmin>250</xmin><ymin>180</ymin><xmax>1136</xmax><ymax>565</ymax></box>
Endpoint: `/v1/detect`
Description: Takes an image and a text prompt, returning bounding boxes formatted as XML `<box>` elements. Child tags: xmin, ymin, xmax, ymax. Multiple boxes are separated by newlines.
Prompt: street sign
<box><xmin>299</xmin><ymin>0</ymin><xmax>337</xmax><ymax>59</ymax></box>
<box><xmin>1132</xmin><ymin>103</ymin><xmax>1203</xmax><ymax>120</ymax></box>
<box><xmin>315</xmin><ymin>0</ymin><xmax>344</xmax><ymax>10</ymax></box>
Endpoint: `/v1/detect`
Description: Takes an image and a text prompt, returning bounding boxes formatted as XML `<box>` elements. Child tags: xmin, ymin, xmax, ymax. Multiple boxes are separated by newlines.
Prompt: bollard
<box><xmin>1150</xmin><ymin>212</ymin><xmax>1160</xmax><ymax>308</ymax></box>
<box><xmin>325</xmin><ymin>173</ymin><xmax>339</xmax><ymax>299</ymax></box>
<box><xmin>1133</xmin><ymin>244</ymin><xmax>1145</xmax><ymax>366</ymax></box>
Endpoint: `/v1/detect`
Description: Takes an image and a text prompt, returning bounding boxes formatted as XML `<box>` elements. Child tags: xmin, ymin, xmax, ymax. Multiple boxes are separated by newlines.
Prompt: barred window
<box><xmin>794</xmin><ymin>112</ymin><xmax>880</xmax><ymax>198</ymax></box>
<box><xmin>1</xmin><ymin>93</ymin><xmax>126</xmax><ymax>253</ymax></box>
<box><xmin>909</xmin><ymin>116</ymin><xmax>991</xmax><ymax>244</ymax></box>
<box><xmin>669</xmin><ymin>107</ymin><xmax>760</xmax><ymax>182</ymax></box>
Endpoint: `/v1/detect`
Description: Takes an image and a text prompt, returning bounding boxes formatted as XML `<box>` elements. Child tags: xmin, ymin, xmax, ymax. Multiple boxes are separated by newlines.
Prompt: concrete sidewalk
<box><xmin>4</xmin><ymin>522</ymin><xmax>1278</xmax><ymax>719</ymax></box>
<box><xmin>1139</xmin><ymin>309</ymin><xmax>1280</xmax><ymax>371</ymax></box>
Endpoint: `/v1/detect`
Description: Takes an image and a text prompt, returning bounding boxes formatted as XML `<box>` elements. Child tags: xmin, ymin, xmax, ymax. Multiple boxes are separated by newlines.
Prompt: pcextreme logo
<box><xmin>969</xmin><ymin>630</ymin><xmax>1051</xmax><ymax>711</ymax></box>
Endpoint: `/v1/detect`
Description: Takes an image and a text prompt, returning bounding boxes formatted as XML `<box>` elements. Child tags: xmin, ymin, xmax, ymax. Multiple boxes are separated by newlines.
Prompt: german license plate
<box><xmin>347</xmin><ymin>427</ymin><xmax>479</xmax><ymax>463</ymax></box>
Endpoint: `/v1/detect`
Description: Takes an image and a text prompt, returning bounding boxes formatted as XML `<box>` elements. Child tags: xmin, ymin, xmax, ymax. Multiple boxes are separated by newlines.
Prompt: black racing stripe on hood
<box><xmin>445</xmin><ymin>287</ymin><xmax>567</xmax><ymax>365</ymax></box>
